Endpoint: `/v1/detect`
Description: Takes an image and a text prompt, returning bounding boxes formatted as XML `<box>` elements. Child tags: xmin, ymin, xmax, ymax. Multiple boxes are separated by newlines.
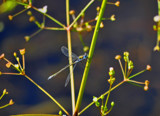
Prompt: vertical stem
<box><xmin>74</xmin><ymin>0</ymin><xmax>108</xmax><ymax>115</ymax></box>
<box><xmin>66</xmin><ymin>0</ymin><xmax>75</xmax><ymax>114</ymax></box>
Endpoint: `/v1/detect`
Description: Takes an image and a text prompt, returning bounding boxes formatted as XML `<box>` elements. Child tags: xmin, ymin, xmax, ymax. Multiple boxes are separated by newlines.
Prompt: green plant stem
<box><xmin>128</xmin><ymin>69</ymin><xmax>146</xmax><ymax>79</ymax></box>
<box><xmin>74</xmin><ymin>0</ymin><xmax>108</xmax><ymax>115</ymax></box>
<box><xmin>32</xmin><ymin>7</ymin><xmax>66</xmax><ymax>28</ymax></box>
<box><xmin>118</xmin><ymin>59</ymin><xmax>126</xmax><ymax>80</ymax></box>
<box><xmin>104</xmin><ymin>84</ymin><xmax>112</xmax><ymax>108</ymax></box>
<box><xmin>0</xmin><ymin>93</ymin><xmax>4</xmax><ymax>100</ymax></box>
<box><xmin>69</xmin><ymin>0</ymin><xmax>95</xmax><ymax>28</ymax></box>
<box><xmin>66</xmin><ymin>0</ymin><xmax>75</xmax><ymax>114</ymax></box>
<box><xmin>44</xmin><ymin>27</ymin><xmax>66</xmax><ymax>31</ymax></box>
<box><xmin>79</xmin><ymin>80</ymin><xmax>125</xmax><ymax>115</ymax></box>
<box><xmin>23</xmin><ymin>74</ymin><xmax>70</xmax><ymax>116</ymax></box>
<box><xmin>0</xmin><ymin>104</ymin><xmax>10</xmax><ymax>109</ymax></box>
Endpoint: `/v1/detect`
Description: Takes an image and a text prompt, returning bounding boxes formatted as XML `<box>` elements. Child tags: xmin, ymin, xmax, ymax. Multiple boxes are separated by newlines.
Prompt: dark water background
<box><xmin>0</xmin><ymin>0</ymin><xmax>159</xmax><ymax>116</ymax></box>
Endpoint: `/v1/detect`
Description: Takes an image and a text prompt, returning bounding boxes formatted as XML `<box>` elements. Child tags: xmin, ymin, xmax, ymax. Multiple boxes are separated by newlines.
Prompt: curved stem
<box><xmin>24</xmin><ymin>74</ymin><xmax>70</xmax><ymax>116</ymax></box>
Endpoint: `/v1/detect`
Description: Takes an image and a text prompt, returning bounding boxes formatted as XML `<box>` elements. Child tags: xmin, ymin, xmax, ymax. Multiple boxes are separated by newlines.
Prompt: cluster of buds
<box><xmin>7</xmin><ymin>0</ymin><xmax>46</xmax><ymax>42</ymax></box>
<box><xmin>8</xmin><ymin>0</ymin><xmax>32</xmax><ymax>21</ymax></box>
<box><xmin>0</xmin><ymin>48</ymin><xmax>26</xmax><ymax>76</ymax></box>
<box><xmin>153</xmin><ymin>15</ymin><xmax>160</xmax><ymax>51</ymax></box>
<box><xmin>93</xmin><ymin>95</ymin><xmax>115</xmax><ymax>116</ymax></box>
<box><xmin>0</xmin><ymin>89</ymin><xmax>14</xmax><ymax>109</ymax></box>
<box><xmin>115</xmin><ymin>52</ymin><xmax>151</xmax><ymax>91</ymax></box>
<box><xmin>108</xmin><ymin>67</ymin><xmax>115</xmax><ymax>85</ymax></box>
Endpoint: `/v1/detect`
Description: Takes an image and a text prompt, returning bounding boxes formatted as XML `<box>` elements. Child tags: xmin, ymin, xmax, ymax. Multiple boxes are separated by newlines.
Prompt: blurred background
<box><xmin>0</xmin><ymin>0</ymin><xmax>159</xmax><ymax>116</ymax></box>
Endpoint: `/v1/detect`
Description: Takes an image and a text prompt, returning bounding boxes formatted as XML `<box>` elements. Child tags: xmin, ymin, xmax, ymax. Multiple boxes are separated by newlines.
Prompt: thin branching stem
<box><xmin>69</xmin><ymin>0</ymin><xmax>95</xmax><ymax>28</ymax></box>
<box><xmin>79</xmin><ymin>80</ymin><xmax>125</xmax><ymax>115</ymax></box>
<box><xmin>32</xmin><ymin>7</ymin><xmax>66</xmax><ymax>28</ymax></box>
<box><xmin>24</xmin><ymin>74</ymin><xmax>70</xmax><ymax>116</ymax></box>
<box><xmin>128</xmin><ymin>69</ymin><xmax>146</xmax><ymax>79</ymax></box>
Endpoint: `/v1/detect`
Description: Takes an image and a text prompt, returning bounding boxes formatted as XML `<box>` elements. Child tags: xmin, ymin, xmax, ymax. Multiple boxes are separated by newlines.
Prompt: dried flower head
<box><xmin>6</xmin><ymin>62</ymin><xmax>12</xmax><ymax>68</ymax></box>
<box><xmin>83</xmin><ymin>46</ymin><xmax>89</xmax><ymax>52</ymax></box>
<box><xmin>146</xmin><ymin>65</ymin><xmax>151</xmax><ymax>71</ymax></box>
<box><xmin>19</xmin><ymin>48</ymin><xmax>26</xmax><ymax>55</ymax></box>
<box><xmin>24</xmin><ymin>36</ymin><xmax>30</xmax><ymax>42</ymax></box>
<box><xmin>115</xmin><ymin>1</ymin><xmax>120</xmax><ymax>7</ymax></box>
<box><xmin>145</xmin><ymin>80</ymin><xmax>150</xmax><ymax>86</ymax></box>
<box><xmin>0</xmin><ymin>53</ymin><xmax>5</xmax><ymax>59</ymax></box>
<box><xmin>100</xmin><ymin>22</ymin><xmax>104</xmax><ymax>28</ymax></box>
<box><xmin>144</xmin><ymin>80</ymin><xmax>149</xmax><ymax>91</ymax></box>
<box><xmin>86</xmin><ymin>25</ymin><xmax>92</xmax><ymax>32</ymax></box>
<box><xmin>96</xmin><ymin>6</ymin><xmax>100</xmax><ymax>12</ymax></box>
<box><xmin>3</xmin><ymin>89</ymin><xmax>8</xmax><ymax>95</ymax></box>
<box><xmin>144</xmin><ymin>85</ymin><xmax>149</xmax><ymax>91</ymax></box>
<box><xmin>110</xmin><ymin>15</ymin><xmax>116</xmax><ymax>21</ymax></box>
<box><xmin>153</xmin><ymin>45</ymin><xmax>160</xmax><ymax>51</ymax></box>
<box><xmin>115</xmin><ymin>55</ymin><xmax>121</xmax><ymax>60</ymax></box>
<box><xmin>13</xmin><ymin>52</ymin><xmax>17</xmax><ymax>57</ymax></box>
<box><xmin>76</xmin><ymin>27</ymin><xmax>83</xmax><ymax>32</ymax></box>
<box><xmin>27</xmin><ymin>11</ymin><xmax>32</xmax><ymax>16</ymax></box>
<box><xmin>9</xmin><ymin>99</ymin><xmax>14</xmax><ymax>105</ymax></box>
<box><xmin>8</xmin><ymin>15</ymin><xmax>13</xmax><ymax>20</ymax></box>
<box><xmin>29</xmin><ymin>16</ymin><xmax>35</xmax><ymax>22</ymax></box>
<box><xmin>69</xmin><ymin>10</ymin><xmax>75</xmax><ymax>15</ymax></box>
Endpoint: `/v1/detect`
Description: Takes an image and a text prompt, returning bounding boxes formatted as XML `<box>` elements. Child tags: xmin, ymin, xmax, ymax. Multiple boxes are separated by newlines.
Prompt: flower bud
<box><xmin>115</xmin><ymin>1</ymin><xmax>120</xmax><ymax>7</ymax></box>
<box><xmin>29</xmin><ymin>16</ymin><xmax>35</xmax><ymax>22</ymax></box>
<box><xmin>154</xmin><ymin>45</ymin><xmax>160</xmax><ymax>51</ymax></box>
<box><xmin>100</xmin><ymin>22</ymin><xmax>104</xmax><ymax>28</ymax></box>
<box><xmin>6</xmin><ymin>62</ymin><xmax>12</xmax><ymax>68</ymax></box>
<box><xmin>19</xmin><ymin>48</ymin><xmax>26</xmax><ymax>55</ymax></box>
<box><xmin>59</xmin><ymin>110</ymin><xmax>63</xmax><ymax>115</ymax></box>
<box><xmin>115</xmin><ymin>55</ymin><xmax>121</xmax><ymax>60</ymax></box>
<box><xmin>69</xmin><ymin>10</ymin><xmax>75</xmax><ymax>15</ymax></box>
<box><xmin>8</xmin><ymin>15</ymin><xmax>13</xmax><ymax>21</ymax></box>
<box><xmin>144</xmin><ymin>85</ymin><xmax>149</xmax><ymax>91</ymax></box>
<box><xmin>3</xmin><ymin>89</ymin><xmax>8</xmax><ymax>95</ymax></box>
<box><xmin>9</xmin><ymin>99</ymin><xmax>14</xmax><ymax>105</ymax></box>
<box><xmin>24</xmin><ymin>36</ymin><xmax>30</xmax><ymax>42</ymax></box>
<box><xmin>13</xmin><ymin>52</ymin><xmax>17</xmax><ymax>57</ymax></box>
<box><xmin>86</xmin><ymin>25</ymin><xmax>92</xmax><ymax>32</ymax></box>
<box><xmin>0</xmin><ymin>53</ymin><xmax>5</xmax><ymax>59</ymax></box>
<box><xmin>83</xmin><ymin>46</ymin><xmax>89</xmax><ymax>52</ymax></box>
<box><xmin>153</xmin><ymin>15</ymin><xmax>160</xmax><ymax>22</ymax></box>
<box><xmin>110</xmin><ymin>15</ymin><xmax>116</xmax><ymax>21</ymax></box>
<box><xmin>27</xmin><ymin>11</ymin><xmax>32</xmax><ymax>16</ymax></box>
<box><xmin>146</xmin><ymin>65</ymin><xmax>151</xmax><ymax>71</ymax></box>
<box><xmin>109</xmin><ymin>67</ymin><xmax>115</xmax><ymax>77</ymax></box>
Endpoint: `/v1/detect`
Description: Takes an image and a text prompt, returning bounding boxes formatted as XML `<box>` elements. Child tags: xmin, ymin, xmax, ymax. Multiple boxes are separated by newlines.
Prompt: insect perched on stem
<box><xmin>48</xmin><ymin>46</ymin><xmax>88</xmax><ymax>87</ymax></box>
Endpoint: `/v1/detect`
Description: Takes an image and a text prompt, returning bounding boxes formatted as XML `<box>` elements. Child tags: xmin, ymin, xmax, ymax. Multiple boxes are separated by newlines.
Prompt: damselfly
<box><xmin>48</xmin><ymin>46</ymin><xmax>88</xmax><ymax>87</ymax></box>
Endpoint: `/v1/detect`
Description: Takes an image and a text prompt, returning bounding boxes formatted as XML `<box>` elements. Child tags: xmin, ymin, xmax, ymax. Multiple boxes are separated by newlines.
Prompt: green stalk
<box><xmin>69</xmin><ymin>0</ymin><xmax>95</xmax><ymax>28</ymax></box>
<box><xmin>128</xmin><ymin>69</ymin><xmax>146</xmax><ymax>79</ymax></box>
<box><xmin>24</xmin><ymin>74</ymin><xmax>70</xmax><ymax>116</ymax></box>
<box><xmin>79</xmin><ymin>81</ymin><xmax>125</xmax><ymax>115</ymax></box>
<box><xmin>66</xmin><ymin>0</ymin><xmax>75</xmax><ymax>114</ymax></box>
<box><xmin>0</xmin><ymin>104</ymin><xmax>10</xmax><ymax>109</ymax></box>
<box><xmin>74</xmin><ymin>0</ymin><xmax>108</xmax><ymax>115</ymax></box>
<box><xmin>32</xmin><ymin>7</ymin><xmax>66</xmax><ymax>28</ymax></box>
